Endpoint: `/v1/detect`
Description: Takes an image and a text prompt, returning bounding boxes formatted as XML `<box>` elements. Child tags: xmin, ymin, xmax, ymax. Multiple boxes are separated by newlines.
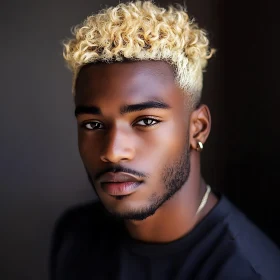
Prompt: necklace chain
<box><xmin>196</xmin><ymin>185</ymin><xmax>211</xmax><ymax>215</ymax></box>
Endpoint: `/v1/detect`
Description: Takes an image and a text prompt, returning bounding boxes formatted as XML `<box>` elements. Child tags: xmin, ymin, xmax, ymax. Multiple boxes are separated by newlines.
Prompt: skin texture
<box><xmin>75</xmin><ymin>60</ymin><xmax>218</xmax><ymax>243</ymax></box>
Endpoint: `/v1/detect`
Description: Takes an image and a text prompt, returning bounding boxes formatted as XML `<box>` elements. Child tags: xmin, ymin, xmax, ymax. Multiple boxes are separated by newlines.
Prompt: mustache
<box><xmin>93</xmin><ymin>165</ymin><xmax>148</xmax><ymax>182</ymax></box>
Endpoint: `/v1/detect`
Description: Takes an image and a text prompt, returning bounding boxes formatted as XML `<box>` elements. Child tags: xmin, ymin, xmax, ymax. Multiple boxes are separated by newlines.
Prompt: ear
<box><xmin>189</xmin><ymin>105</ymin><xmax>211</xmax><ymax>151</ymax></box>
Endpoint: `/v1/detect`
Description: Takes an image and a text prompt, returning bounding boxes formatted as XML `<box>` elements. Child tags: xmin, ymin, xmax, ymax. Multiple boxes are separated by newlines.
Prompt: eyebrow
<box><xmin>75</xmin><ymin>106</ymin><xmax>101</xmax><ymax>116</ymax></box>
<box><xmin>120</xmin><ymin>100</ymin><xmax>170</xmax><ymax>114</ymax></box>
<box><xmin>75</xmin><ymin>100</ymin><xmax>171</xmax><ymax>117</ymax></box>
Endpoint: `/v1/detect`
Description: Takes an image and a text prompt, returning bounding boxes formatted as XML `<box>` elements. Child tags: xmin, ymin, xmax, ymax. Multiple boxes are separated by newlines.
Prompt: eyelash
<box><xmin>81</xmin><ymin>117</ymin><xmax>161</xmax><ymax>130</ymax></box>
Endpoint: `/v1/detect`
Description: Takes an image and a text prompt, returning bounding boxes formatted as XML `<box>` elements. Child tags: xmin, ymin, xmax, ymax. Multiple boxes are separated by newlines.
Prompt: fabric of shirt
<box><xmin>49</xmin><ymin>194</ymin><xmax>280</xmax><ymax>280</ymax></box>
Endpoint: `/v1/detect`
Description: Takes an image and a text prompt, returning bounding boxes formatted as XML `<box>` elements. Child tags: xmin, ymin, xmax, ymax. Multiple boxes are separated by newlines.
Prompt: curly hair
<box><xmin>63</xmin><ymin>1</ymin><xmax>215</xmax><ymax>104</ymax></box>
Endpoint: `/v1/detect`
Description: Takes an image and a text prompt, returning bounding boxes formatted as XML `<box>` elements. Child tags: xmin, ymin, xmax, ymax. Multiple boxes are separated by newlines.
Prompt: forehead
<box><xmin>75</xmin><ymin>60</ymin><xmax>183</xmax><ymax>105</ymax></box>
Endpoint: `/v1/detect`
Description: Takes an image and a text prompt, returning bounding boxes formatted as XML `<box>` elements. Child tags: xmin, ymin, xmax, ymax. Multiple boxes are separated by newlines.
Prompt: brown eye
<box><xmin>83</xmin><ymin>121</ymin><xmax>104</xmax><ymax>130</ymax></box>
<box><xmin>135</xmin><ymin>118</ymin><xmax>160</xmax><ymax>127</ymax></box>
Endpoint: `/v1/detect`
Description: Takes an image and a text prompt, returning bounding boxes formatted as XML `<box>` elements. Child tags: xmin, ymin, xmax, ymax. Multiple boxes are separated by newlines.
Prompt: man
<box><xmin>50</xmin><ymin>1</ymin><xmax>280</xmax><ymax>279</ymax></box>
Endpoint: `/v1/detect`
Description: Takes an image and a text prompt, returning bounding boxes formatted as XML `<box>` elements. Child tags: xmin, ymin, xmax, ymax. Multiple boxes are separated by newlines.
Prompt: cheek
<box><xmin>138</xmin><ymin>121</ymin><xmax>188</xmax><ymax>166</ymax></box>
<box><xmin>78</xmin><ymin>130</ymin><xmax>100</xmax><ymax>166</ymax></box>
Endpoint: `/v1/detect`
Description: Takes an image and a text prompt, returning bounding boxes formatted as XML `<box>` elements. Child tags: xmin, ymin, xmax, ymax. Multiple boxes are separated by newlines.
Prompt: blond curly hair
<box><xmin>63</xmin><ymin>1</ymin><xmax>215</xmax><ymax>104</ymax></box>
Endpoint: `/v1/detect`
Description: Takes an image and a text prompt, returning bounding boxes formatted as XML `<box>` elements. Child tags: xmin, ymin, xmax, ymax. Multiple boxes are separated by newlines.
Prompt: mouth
<box><xmin>101</xmin><ymin>181</ymin><xmax>142</xmax><ymax>196</ymax></box>
<box><xmin>98</xmin><ymin>172</ymin><xmax>144</xmax><ymax>196</ymax></box>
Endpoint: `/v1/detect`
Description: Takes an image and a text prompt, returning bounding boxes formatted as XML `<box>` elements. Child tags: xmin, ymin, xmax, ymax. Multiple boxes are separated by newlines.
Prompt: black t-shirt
<box><xmin>49</xmin><ymin>195</ymin><xmax>280</xmax><ymax>280</ymax></box>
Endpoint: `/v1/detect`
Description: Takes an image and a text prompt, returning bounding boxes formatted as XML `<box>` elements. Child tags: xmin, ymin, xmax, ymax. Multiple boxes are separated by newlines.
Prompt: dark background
<box><xmin>1</xmin><ymin>0</ymin><xmax>279</xmax><ymax>279</ymax></box>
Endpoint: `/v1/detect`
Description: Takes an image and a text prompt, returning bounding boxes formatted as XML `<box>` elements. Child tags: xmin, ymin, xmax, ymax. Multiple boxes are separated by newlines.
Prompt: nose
<box><xmin>100</xmin><ymin>125</ymin><xmax>135</xmax><ymax>163</ymax></box>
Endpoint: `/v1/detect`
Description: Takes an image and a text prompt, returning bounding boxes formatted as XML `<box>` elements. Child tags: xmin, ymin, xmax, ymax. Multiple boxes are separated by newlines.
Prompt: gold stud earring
<box><xmin>196</xmin><ymin>141</ymin><xmax>203</xmax><ymax>152</ymax></box>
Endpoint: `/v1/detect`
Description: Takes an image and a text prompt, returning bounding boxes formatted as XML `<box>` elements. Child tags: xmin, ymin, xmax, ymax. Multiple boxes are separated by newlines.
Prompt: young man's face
<box><xmin>75</xmin><ymin>61</ymin><xmax>192</xmax><ymax>220</ymax></box>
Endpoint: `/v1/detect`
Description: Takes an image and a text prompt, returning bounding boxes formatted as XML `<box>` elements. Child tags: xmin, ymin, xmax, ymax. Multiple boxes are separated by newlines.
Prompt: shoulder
<box><xmin>50</xmin><ymin>200</ymin><xmax>117</xmax><ymax>247</ymax></box>
<box><xmin>53</xmin><ymin>200</ymin><xmax>107</xmax><ymax>233</ymax></box>
<box><xmin>50</xmin><ymin>200</ymin><xmax>100</xmax><ymax>254</ymax></box>
<box><xmin>213</xmin><ymin>196</ymin><xmax>280</xmax><ymax>280</ymax></box>
<box><xmin>49</xmin><ymin>200</ymin><xmax>119</xmax><ymax>278</ymax></box>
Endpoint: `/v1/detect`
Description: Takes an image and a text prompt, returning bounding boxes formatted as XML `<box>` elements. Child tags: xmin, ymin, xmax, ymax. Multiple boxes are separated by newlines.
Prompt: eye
<box><xmin>135</xmin><ymin>118</ymin><xmax>160</xmax><ymax>127</ymax></box>
<box><xmin>82</xmin><ymin>121</ymin><xmax>104</xmax><ymax>130</ymax></box>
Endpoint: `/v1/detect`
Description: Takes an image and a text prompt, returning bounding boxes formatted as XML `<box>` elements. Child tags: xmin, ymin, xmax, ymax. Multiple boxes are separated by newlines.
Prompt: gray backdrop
<box><xmin>2</xmin><ymin>0</ymin><xmax>279</xmax><ymax>279</ymax></box>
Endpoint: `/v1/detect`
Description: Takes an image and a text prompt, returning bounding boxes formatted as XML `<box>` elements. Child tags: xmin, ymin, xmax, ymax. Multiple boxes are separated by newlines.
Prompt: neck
<box><xmin>124</xmin><ymin>152</ymin><xmax>218</xmax><ymax>243</ymax></box>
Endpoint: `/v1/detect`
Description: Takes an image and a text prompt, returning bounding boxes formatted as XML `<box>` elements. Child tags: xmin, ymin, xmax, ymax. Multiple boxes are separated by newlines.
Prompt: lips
<box><xmin>98</xmin><ymin>172</ymin><xmax>143</xmax><ymax>196</ymax></box>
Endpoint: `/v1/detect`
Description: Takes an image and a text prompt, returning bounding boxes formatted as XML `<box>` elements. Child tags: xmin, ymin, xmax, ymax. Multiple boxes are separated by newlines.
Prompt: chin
<box><xmin>101</xmin><ymin>196</ymin><xmax>159</xmax><ymax>221</ymax></box>
<box><xmin>109</xmin><ymin>207</ymin><xmax>158</xmax><ymax>221</ymax></box>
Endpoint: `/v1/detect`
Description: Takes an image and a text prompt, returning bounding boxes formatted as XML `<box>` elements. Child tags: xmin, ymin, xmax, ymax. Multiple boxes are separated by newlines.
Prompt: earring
<box><xmin>196</xmin><ymin>141</ymin><xmax>203</xmax><ymax>152</ymax></box>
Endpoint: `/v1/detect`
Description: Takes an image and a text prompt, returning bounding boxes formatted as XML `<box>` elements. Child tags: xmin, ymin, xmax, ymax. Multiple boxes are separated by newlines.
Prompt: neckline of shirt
<box><xmin>121</xmin><ymin>193</ymin><xmax>231</xmax><ymax>258</ymax></box>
